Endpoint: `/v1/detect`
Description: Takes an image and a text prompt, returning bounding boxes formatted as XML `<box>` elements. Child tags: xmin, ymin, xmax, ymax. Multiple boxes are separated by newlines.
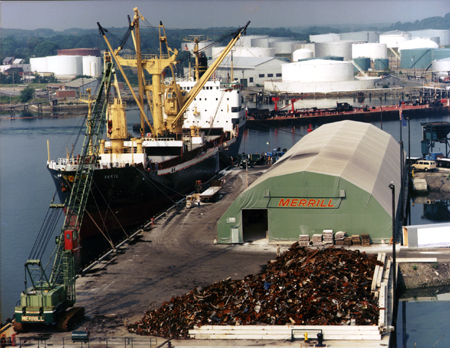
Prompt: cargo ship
<box><xmin>47</xmin><ymin>8</ymin><xmax>248</xmax><ymax>256</ymax></box>
<box><xmin>247</xmin><ymin>99</ymin><xmax>450</xmax><ymax>127</ymax></box>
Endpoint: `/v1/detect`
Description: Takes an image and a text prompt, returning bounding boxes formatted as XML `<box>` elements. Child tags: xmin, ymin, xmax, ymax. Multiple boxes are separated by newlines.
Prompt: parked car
<box><xmin>411</xmin><ymin>160</ymin><xmax>437</xmax><ymax>172</ymax></box>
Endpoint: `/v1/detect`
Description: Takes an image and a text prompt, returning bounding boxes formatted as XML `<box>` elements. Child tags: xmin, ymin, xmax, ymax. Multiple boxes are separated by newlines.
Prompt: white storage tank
<box><xmin>432</xmin><ymin>57</ymin><xmax>450</xmax><ymax>72</ymax></box>
<box><xmin>238</xmin><ymin>35</ymin><xmax>267</xmax><ymax>48</ymax></box>
<box><xmin>379</xmin><ymin>30</ymin><xmax>411</xmax><ymax>48</ymax></box>
<box><xmin>82</xmin><ymin>56</ymin><xmax>102</xmax><ymax>77</ymax></box>
<box><xmin>30</xmin><ymin>57</ymin><xmax>48</xmax><ymax>73</ymax></box>
<box><xmin>398</xmin><ymin>38</ymin><xmax>439</xmax><ymax>51</ymax></box>
<box><xmin>315</xmin><ymin>41</ymin><xmax>353</xmax><ymax>61</ymax></box>
<box><xmin>273</xmin><ymin>41</ymin><xmax>300</xmax><ymax>55</ymax></box>
<box><xmin>352</xmin><ymin>43</ymin><xmax>387</xmax><ymax>60</ymax></box>
<box><xmin>251</xmin><ymin>36</ymin><xmax>270</xmax><ymax>48</ymax></box>
<box><xmin>282</xmin><ymin>59</ymin><xmax>354</xmax><ymax>82</ymax></box>
<box><xmin>293</xmin><ymin>49</ymin><xmax>313</xmax><ymax>61</ymax></box>
<box><xmin>46</xmin><ymin>55</ymin><xmax>82</xmax><ymax>76</ymax></box>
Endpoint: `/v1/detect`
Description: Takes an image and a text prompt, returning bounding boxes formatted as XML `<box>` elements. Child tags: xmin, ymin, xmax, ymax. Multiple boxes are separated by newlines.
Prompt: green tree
<box><xmin>33</xmin><ymin>41</ymin><xmax>59</xmax><ymax>57</ymax></box>
<box><xmin>20</xmin><ymin>86</ymin><xmax>35</xmax><ymax>102</ymax></box>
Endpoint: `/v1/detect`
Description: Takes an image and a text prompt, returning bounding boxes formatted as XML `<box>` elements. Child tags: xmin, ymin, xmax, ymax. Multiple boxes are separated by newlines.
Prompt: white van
<box><xmin>412</xmin><ymin>160</ymin><xmax>436</xmax><ymax>172</ymax></box>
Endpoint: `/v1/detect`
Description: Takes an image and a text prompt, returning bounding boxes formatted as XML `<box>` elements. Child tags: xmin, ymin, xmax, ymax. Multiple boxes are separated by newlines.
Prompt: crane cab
<box><xmin>64</xmin><ymin>230</ymin><xmax>78</xmax><ymax>251</ymax></box>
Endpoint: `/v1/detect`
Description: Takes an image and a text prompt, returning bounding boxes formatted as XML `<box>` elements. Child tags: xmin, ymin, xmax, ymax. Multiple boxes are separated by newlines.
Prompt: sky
<box><xmin>0</xmin><ymin>0</ymin><xmax>449</xmax><ymax>31</ymax></box>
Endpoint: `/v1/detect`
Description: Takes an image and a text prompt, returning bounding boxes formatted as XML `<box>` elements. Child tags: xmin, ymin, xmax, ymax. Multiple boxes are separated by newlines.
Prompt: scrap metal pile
<box><xmin>128</xmin><ymin>244</ymin><xmax>383</xmax><ymax>339</ymax></box>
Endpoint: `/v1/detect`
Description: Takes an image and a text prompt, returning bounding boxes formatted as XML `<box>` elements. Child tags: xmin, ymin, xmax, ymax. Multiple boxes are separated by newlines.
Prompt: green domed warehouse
<box><xmin>217</xmin><ymin>120</ymin><xmax>403</xmax><ymax>244</ymax></box>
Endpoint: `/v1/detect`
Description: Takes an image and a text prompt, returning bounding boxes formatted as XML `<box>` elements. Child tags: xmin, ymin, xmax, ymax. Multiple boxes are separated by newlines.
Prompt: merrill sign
<box><xmin>273</xmin><ymin>198</ymin><xmax>341</xmax><ymax>208</ymax></box>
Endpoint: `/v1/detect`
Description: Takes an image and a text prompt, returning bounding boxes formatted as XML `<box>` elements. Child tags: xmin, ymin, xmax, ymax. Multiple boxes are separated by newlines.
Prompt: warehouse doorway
<box><xmin>242</xmin><ymin>209</ymin><xmax>268</xmax><ymax>242</ymax></box>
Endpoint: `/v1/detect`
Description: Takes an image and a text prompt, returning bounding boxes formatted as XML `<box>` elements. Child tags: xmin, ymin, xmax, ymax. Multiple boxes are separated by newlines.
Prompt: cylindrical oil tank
<box><xmin>432</xmin><ymin>57</ymin><xmax>450</xmax><ymax>72</ymax></box>
<box><xmin>398</xmin><ymin>38</ymin><xmax>439</xmax><ymax>51</ymax></box>
<box><xmin>282</xmin><ymin>60</ymin><xmax>353</xmax><ymax>82</ymax></box>
<box><xmin>293</xmin><ymin>49</ymin><xmax>313</xmax><ymax>61</ymax></box>
<box><xmin>251</xmin><ymin>37</ymin><xmax>270</xmax><ymax>48</ymax></box>
<box><xmin>374</xmin><ymin>58</ymin><xmax>389</xmax><ymax>70</ymax></box>
<box><xmin>379</xmin><ymin>30</ymin><xmax>411</xmax><ymax>48</ymax></box>
<box><xmin>353</xmin><ymin>57</ymin><xmax>371</xmax><ymax>72</ymax></box>
<box><xmin>352</xmin><ymin>43</ymin><xmax>387</xmax><ymax>59</ymax></box>
<box><xmin>46</xmin><ymin>55</ymin><xmax>82</xmax><ymax>76</ymax></box>
<box><xmin>239</xmin><ymin>35</ymin><xmax>267</xmax><ymax>47</ymax></box>
<box><xmin>400</xmin><ymin>48</ymin><xmax>434</xmax><ymax>69</ymax></box>
<box><xmin>82</xmin><ymin>56</ymin><xmax>102</xmax><ymax>77</ymax></box>
<box><xmin>30</xmin><ymin>57</ymin><xmax>48</xmax><ymax>73</ymax></box>
<box><xmin>273</xmin><ymin>41</ymin><xmax>297</xmax><ymax>55</ymax></box>
<box><xmin>431</xmin><ymin>49</ymin><xmax>450</xmax><ymax>61</ymax></box>
<box><xmin>315</xmin><ymin>41</ymin><xmax>353</xmax><ymax>61</ymax></box>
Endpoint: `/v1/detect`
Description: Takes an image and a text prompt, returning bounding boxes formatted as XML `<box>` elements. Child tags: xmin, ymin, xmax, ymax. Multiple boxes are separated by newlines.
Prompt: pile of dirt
<box><xmin>398</xmin><ymin>262</ymin><xmax>450</xmax><ymax>291</ymax></box>
<box><xmin>418</xmin><ymin>172</ymin><xmax>450</xmax><ymax>193</ymax></box>
<box><xmin>127</xmin><ymin>245</ymin><xmax>382</xmax><ymax>339</ymax></box>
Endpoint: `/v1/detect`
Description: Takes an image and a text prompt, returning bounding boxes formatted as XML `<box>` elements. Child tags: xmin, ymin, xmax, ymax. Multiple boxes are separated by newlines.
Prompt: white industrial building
<box><xmin>341</xmin><ymin>31</ymin><xmax>379</xmax><ymax>43</ymax></box>
<box><xmin>264</xmin><ymin>59</ymin><xmax>379</xmax><ymax>93</ymax></box>
<box><xmin>30</xmin><ymin>55</ymin><xmax>102</xmax><ymax>79</ymax></box>
<box><xmin>201</xmin><ymin>56</ymin><xmax>287</xmax><ymax>87</ymax></box>
<box><xmin>409</xmin><ymin>29</ymin><xmax>450</xmax><ymax>46</ymax></box>
<box><xmin>310</xmin><ymin>33</ymin><xmax>341</xmax><ymax>43</ymax></box>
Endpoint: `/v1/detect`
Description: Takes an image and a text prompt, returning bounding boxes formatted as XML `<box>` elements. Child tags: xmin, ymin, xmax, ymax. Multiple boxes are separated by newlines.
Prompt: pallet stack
<box><xmin>361</xmin><ymin>233</ymin><xmax>371</xmax><ymax>246</ymax></box>
<box><xmin>298</xmin><ymin>234</ymin><xmax>310</xmax><ymax>246</ymax></box>
<box><xmin>323</xmin><ymin>229</ymin><xmax>334</xmax><ymax>245</ymax></box>
<box><xmin>352</xmin><ymin>235</ymin><xmax>361</xmax><ymax>246</ymax></box>
<box><xmin>344</xmin><ymin>237</ymin><xmax>352</xmax><ymax>246</ymax></box>
<box><xmin>334</xmin><ymin>231</ymin><xmax>347</xmax><ymax>246</ymax></box>
<box><xmin>312</xmin><ymin>234</ymin><xmax>323</xmax><ymax>246</ymax></box>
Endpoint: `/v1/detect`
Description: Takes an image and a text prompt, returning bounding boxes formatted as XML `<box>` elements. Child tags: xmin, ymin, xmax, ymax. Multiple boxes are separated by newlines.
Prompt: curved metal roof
<box><xmin>250</xmin><ymin>120</ymin><xmax>402</xmax><ymax>214</ymax></box>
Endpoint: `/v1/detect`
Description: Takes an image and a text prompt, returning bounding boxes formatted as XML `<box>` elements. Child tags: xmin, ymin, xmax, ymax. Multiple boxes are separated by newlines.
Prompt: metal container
<box><xmin>374</xmin><ymin>58</ymin><xmax>389</xmax><ymax>70</ymax></box>
<box><xmin>353</xmin><ymin>57</ymin><xmax>371</xmax><ymax>72</ymax></box>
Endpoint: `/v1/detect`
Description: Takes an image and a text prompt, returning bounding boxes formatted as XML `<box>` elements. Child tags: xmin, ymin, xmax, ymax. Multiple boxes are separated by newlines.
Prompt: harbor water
<box><xmin>1</xmin><ymin>101</ymin><xmax>450</xmax><ymax>347</ymax></box>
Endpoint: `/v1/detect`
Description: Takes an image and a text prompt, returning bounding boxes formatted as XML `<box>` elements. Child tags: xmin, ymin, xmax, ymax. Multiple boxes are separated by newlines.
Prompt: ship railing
<box><xmin>142</xmin><ymin>136</ymin><xmax>183</xmax><ymax>142</ymax></box>
<box><xmin>121</xmin><ymin>53</ymin><xmax>170</xmax><ymax>61</ymax></box>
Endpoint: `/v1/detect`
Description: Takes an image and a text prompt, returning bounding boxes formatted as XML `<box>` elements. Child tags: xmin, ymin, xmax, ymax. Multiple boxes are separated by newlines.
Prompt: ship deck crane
<box><xmin>14</xmin><ymin>53</ymin><xmax>115</xmax><ymax>332</ymax></box>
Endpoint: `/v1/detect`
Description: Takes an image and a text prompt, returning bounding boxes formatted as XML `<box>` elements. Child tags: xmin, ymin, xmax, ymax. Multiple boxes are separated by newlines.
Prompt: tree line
<box><xmin>1</xmin><ymin>12</ymin><xmax>448</xmax><ymax>64</ymax></box>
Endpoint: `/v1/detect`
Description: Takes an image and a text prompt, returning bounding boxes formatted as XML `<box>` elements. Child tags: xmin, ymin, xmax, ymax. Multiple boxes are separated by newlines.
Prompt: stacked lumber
<box><xmin>352</xmin><ymin>235</ymin><xmax>361</xmax><ymax>246</ymax></box>
<box><xmin>312</xmin><ymin>234</ymin><xmax>323</xmax><ymax>245</ymax></box>
<box><xmin>298</xmin><ymin>234</ymin><xmax>310</xmax><ymax>246</ymax></box>
<box><xmin>322</xmin><ymin>230</ymin><xmax>334</xmax><ymax>245</ymax></box>
<box><xmin>361</xmin><ymin>233</ymin><xmax>371</xmax><ymax>246</ymax></box>
<box><xmin>334</xmin><ymin>231</ymin><xmax>347</xmax><ymax>246</ymax></box>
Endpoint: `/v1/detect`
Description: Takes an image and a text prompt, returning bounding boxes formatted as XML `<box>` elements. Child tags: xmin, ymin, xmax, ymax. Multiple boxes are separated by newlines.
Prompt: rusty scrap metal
<box><xmin>128</xmin><ymin>244</ymin><xmax>383</xmax><ymax>339</ymax></box>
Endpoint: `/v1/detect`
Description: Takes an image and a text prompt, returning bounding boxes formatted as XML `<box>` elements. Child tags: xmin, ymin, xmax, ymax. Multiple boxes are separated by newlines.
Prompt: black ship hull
<box><xmin>49</xmin><ymin>149</ymin><xmax>220</xmax><ymax>248</ymax></box>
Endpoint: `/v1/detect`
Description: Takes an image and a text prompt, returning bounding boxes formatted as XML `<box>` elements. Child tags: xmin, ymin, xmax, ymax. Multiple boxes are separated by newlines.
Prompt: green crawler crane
<box><xmin>14</xmin><ymin>53</ymin><xmax>114</xmax><ymax>332</ymax></box>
